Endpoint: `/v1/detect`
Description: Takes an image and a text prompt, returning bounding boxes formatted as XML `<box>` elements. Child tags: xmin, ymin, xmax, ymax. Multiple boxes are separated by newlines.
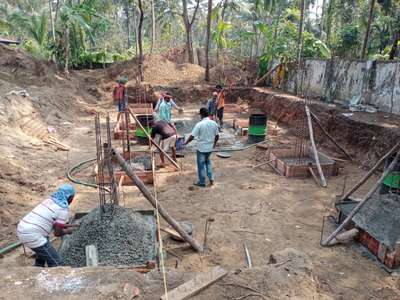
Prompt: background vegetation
<box><xmin>1</xmin><ymin>0</ymin><xmax>399</xmax><ymax>76</ymax></box>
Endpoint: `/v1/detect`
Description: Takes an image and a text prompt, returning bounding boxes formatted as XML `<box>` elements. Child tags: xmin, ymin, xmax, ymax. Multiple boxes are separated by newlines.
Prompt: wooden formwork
<box><xmin>70</xmin><ymin>210</ymin><xmax>158</xmax><ymax>272</ymax></box>
<box><xmin>99</xmin><ymin>170</ymin><xmax>154</xmax><ymax>186</ymax></box>
<box><xmin>114</xmin><ymin>118</ymin><xmax>137</xmax><ymax>140</ymax></box>
<box><xmin>129</xmin><ymin>103</ymin><xmax>153</xmax><ymax>115</ymax></box>
<box><xmin>267</xmin><ymin>147</ymin><xmax>338</xmax><ymax>178</ymax></box>
<box><xmin>358</xmin><ymin>231</ymin><xmax>400</xmax><ymax>269</ymax></box>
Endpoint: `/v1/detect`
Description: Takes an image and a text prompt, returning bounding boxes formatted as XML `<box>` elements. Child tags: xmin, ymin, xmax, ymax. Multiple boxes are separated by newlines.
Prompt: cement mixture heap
<box><xmin>59</xmin><ymin>206</ymin><xmax>155</xmax><ymax>267</ymax></box>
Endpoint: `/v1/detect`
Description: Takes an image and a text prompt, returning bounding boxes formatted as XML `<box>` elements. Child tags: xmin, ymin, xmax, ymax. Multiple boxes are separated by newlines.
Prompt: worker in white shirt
<box><xmin>17</xmin><ymin>184</ymin><xmax>77</xmax><ymax>267</ymax></box>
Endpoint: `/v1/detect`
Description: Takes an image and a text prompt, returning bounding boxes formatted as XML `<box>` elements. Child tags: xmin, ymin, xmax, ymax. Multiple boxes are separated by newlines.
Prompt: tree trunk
<box><xmin>133</xmin><ymin>6</ymin><xmax>139</xmax><ymax>56</ymax></box>
<box><xmin>205</xmin><ymin>0</ymin><xmax>212</xmax><ymax>81</ymax></box>
<box><xmin>124</xmin><ymin>0</ymin><xmax>131</xmax><ymax>49</ymax></box>
<box><xmin>182</xmin><ymin>0</ymin><xmax>193</xmax><ymax>63</ymax></box>
<box><xmin>389</xmin><ymin>30</ymin><xmax>399</xmax><ymax>60</ymax></box>
<box><xmin>216</xmin><ymin>0</ymin><xmax>228</xmax><ymax>63</ymax></box>
<box><xmin>361</xmin><ymin>0</ymin><xmax>376</xmax><ymax>59</ymax></box>
<box><xmin>48</xmin><ymin>0</ymin><xmax>56</xmax><ymax>44</ymax></box>
<box><xmin>54</xmin><ymin>0</ymin><xmax>60</xmax><ymax>23</ymax></box>
<box><xmin>138</xmin><ymin>0</ymin><xmax>144</xmax><ymax>81</ymax></box>
<box><xmin>150</xmin><ymin>0</ymin><xmax>156</xmax><ymax>53</ymax></box>
<box><xmin>182</xmin><ymin>0</ymin><xmax>200</xmax><ymax>64</ymax></box>
<box><xmin>64</xmin><ymin>26</ymin><xmax>69</xmax><ymax>74</ymax></box>
<box><xmin>297</xmin><ymin>0</ymin><xmax>305</xmax><ymax>61</ymax></box>
<box><xmin>295</xmin><ymin>0</ymin><xmax>305</xmax><ymax>94</ymax></box>
<box><xmin>326</xmin><ymin>0</ymin><xmax>334</xmax><ymax>46</ymax></box>
<box><xmin>320</xmin><ymin>0</ymin><xmax>326</xmax><ymax>38</ymax></box>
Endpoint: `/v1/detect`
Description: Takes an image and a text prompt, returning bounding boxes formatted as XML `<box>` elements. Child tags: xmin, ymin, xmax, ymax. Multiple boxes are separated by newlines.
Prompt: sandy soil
<box><xmin>1</xmin><ymin>103</ymin><xmax>399</xmax><ymax>299</ymax></box>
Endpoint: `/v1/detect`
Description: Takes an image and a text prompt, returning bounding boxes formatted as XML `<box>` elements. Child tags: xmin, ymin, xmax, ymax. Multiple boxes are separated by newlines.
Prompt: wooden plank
<box><xmin>161</xmin><ymin>227</ymin><xmax>183</xmax><ymax>241</ymax></box>
<box><xmin>160</xmin><ymin>266</ymin><xmax>227</xmax><ymax>300</ymax></box>
<box><xmin>85</xmin><ymin>245</ymin><xmax>98</xmax><ymax>266</ymax></box>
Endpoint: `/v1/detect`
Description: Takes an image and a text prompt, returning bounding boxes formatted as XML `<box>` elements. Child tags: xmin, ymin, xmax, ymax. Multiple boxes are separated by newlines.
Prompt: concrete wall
<box><xmin>283</xmin><ymin>59</ymin><xmax>400</xmax><ymax>115</ymax></box>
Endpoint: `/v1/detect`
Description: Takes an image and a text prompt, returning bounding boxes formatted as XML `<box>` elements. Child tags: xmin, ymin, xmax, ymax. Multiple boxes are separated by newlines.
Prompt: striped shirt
<box><xmin>17</xmin><ymin>198</ymin><xmax>69</xmax><ymax>248</ymax></box>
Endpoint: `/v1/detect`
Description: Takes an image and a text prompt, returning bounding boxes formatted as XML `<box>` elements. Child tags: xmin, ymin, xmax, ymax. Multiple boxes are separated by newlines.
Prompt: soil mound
<box><xmin>106</xmin><ymin>54</ymin><xmax>205</xmax><ymax>85</ymax></box>
<box><xmin>0</xmin><ymin>44</ymin><xmax>55</xmax><ymax>81</ymax></box>
<box><xmin>210</xmin><ymin>64</ymin><xmax>250</xmax><ymax>86</ymax></box>
<box><xmin>204</xmin><ymin>248</ymin><xmax>331</xmax><ymax>300</ymax></box>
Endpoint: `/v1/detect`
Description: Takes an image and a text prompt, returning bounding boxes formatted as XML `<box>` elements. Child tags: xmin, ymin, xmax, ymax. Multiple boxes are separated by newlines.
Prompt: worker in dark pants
<box><xmin>17</xmin><ymin>184</ymin><xmax>77</xmax><ymax>267</ymax></box>
<box><xmin>151</xmin><ymin>120</ymin><xmax>178</xmax><ymax>168</ymax></box>
<box><xmin>215</xmin><ymin>84</ymin><xmax>225</xmax><ymax>131</ymax></box>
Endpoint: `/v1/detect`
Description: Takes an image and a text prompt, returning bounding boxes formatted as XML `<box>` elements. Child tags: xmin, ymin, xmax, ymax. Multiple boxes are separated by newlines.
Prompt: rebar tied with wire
<box><xmin>95</xmin><ymin>113</ymin><xmax>119</xmax><ymax>217</ymax></box>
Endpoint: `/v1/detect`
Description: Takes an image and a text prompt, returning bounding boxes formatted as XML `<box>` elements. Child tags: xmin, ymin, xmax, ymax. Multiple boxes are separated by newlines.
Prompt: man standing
<box><xmin>206</xmin><ymin>92</ymin><xmax>218</xmax><ymax>121</ymax></box>
<box><xmin>155</xmin><ymin>92</ymin><xmax>180</xmax><ymax>112</ymax></box>
<box><xmin>155</xmin><ymin>92</ymin><xmax>183</xmax><ymax>121</ymax></box>
<box><xmin>185</xmin><ymin>108</ymin><xmax>219</xmax><ymax>187</ymax></box>
<box><xmin>17</xmin><ymin>184</ymin><xmax>77</xmax><ymax>267</ymax></box>
<box><xmin>113</xmin><ymin>77</ymin><xmax>128</xmax><ymax>122</ymax></box>
<box><xmin>215</xmin><ymin>84</ymin><xmax>225</xmax><ymax>131</ymax></box>
<box><xmin>151</xmin><ymin>120</ymin><xmax>177</xmax><ymax>168</ymax></box>
<box><xmin>158</xmin><ymin>95</ymin><xmax>174</xmax><ymax>122</ymax></box>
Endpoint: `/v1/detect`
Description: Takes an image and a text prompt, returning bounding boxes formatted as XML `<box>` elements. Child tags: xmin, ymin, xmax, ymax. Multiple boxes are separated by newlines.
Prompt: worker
<box><xmin>151</xmin><ymin>120</ymin><xmax>178</xmax><ymax>168</ymax></box>
<box><xmin>155</xmin><ymin>92</ymin><xmax>183</xmax><ymax>122</ymax></box>
<box><xmin>206</xmin><ymin>92</ymin><xmax>218</xmax><ymax>121</ymax></box>
<box><xmin>113</xmin><ymin>77</ymin><xmax>128</xmax><ymax>122</ymax></box>
<box><xmin>16</xmin><ymin>184</ymin><xmax>77</xmax><ymax>267</ymax></box>
<box><xmin>185</xmin><ymin>107</ymin><xmax>219</xmax><ymax>187</ymax></box>
<box><xmin>215</xmin><ymin>84</ymin><xmax>225</xmax><ymax>131</ymax></box>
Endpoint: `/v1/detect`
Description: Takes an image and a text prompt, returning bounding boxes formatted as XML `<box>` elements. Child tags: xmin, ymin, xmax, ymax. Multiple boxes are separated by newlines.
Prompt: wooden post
<box><xmin>340</xmin><ymin>141</ymin><xmax>400</xmax><ymax>202</ymax></box>
<box><xmin>310</xmin><ymin>111</ymin><xmax>352</xmax><ymax>161</ymax></box>
<box><xmin>305</xmin><ymin>106</ymin><xmax>327</xmax><ymax>187</ymax></box>
<box><xmin>112</xmin><ymin>147</ymin><xmax>203</xmax><ymax>252</ymax></box>
<box><xmin>321</xmin><ymin>151</ymin><xmax>400</xmax><ymax>246</ymax></box>
<box><xmin>308</xmin><ymin>165</ymin><xmax>320</xmax><ymax>186</ymax></box>
<box><xmin>160</xmin><ymin>266</ymin><xmax>227</xmax><ymax>300</ymax></box>
<box><xmin>128</xmin><ymin>108</ymin><xmax>181</xmax><ymax>171</ymax></box>
<box><xmin>85</xmin><ymin>245</ymin><xmax>99</xmax><ymax>266</ymax></box>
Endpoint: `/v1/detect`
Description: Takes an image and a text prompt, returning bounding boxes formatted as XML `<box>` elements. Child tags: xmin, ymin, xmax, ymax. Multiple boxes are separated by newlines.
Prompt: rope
<box><xmin>136</xmin><ymin>84</ymin><xmax>168</xmax><ymax>299</ymax></box>
<box><xmin>151</xmin><ymin>128</ymin><xmax>169</xmax><ymax>300</ymax></box>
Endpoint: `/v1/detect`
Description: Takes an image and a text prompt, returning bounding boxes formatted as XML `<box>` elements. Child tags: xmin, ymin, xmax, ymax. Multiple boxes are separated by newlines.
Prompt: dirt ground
<box><xmin>1</xmin><ymin>44</ymin><xmax>400</xmax><ymax>299</ymax></box>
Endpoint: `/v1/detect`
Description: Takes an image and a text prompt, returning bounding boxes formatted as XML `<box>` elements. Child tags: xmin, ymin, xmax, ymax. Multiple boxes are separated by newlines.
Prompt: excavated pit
<box><xmin>59</xmin><ymin>206</ymin><xmax>157</xmax><ymax>267</ymax></box>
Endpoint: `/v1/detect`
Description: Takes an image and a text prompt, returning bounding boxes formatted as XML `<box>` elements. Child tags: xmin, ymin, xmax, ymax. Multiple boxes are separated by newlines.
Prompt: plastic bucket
<box><xmin>136</xmin><ymin>127</ymin><xmax>152</xmax><ymax>138</ymax></box>
<box><xmin>383</xmin><ymin>172</ymin><xmax>400</xmax><ymax>189</ymax></box>
<box><xmin>137</xmin><ymin>136</ymin><xmax>150</xmax><ymax>145</ymax></box>
<box><xmin>383</xmin><ymin>153</ymin><xmax>400</xmax><ymax>188</ymax></box>
<box><xmin>249</xmin><ymin>114</ymin><xmax>267</xmax><ymax>126</ymax></box>
<box><xmin>248</xmin><ymin>134</ymin><xmax>266</xmax><ymax>144</ymax></box>
<box><xmin>176</xmin><ymin>136</ymin><xmax>185</xmax><ymax>151</ymax></box>
<box><xmin>248</xmin><ymin>125</ymin><xmax>267</xmax><ymax>136</ymax></box>
<box><xmin>136</xmin><ymin>115</ymin><xmax>154</xmax><ymax>127</ymax></box>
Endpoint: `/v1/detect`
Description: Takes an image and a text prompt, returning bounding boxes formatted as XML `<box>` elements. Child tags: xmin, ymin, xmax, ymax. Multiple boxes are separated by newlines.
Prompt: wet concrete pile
<box><xmin>59</xmin><ymin>206</ymin><xmax>155</xmax><ymax>267</ymax></box>
<box><xmin>131</xmin><ymin>155</ymin><xmax>152</xmax><ymax>170</ymax></box>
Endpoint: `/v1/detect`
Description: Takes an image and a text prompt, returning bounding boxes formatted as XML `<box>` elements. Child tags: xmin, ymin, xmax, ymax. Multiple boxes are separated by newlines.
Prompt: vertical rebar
<box><xmin>95</xmin><ymin>114</ymin><xmax>106</xmax><ymax>211</ymax></box>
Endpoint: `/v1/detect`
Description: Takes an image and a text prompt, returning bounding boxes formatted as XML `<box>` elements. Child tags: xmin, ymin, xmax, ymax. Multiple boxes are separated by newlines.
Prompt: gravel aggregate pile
<box><xmin>60</xmin><ymin>206</ymin><xmax>155</xmax><ymax>267</ymax></box>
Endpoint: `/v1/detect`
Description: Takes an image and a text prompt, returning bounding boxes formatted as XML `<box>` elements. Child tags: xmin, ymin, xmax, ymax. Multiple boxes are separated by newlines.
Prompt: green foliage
<box><xmin>258</xmin><ymin>7</ymin><xmax>330</xmax><ymax>76</ymax></box>
<box><xmin>332</xmin><ymin>24</ymin><xmax>360</xmax><ymax>57</ymax></box>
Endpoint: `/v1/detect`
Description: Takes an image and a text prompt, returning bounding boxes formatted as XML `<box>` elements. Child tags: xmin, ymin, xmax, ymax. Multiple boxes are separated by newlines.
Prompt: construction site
<box><xmin>0</xmin><ymin>37</ymin><xmax>400</xmax><ymax>300</ymax></box>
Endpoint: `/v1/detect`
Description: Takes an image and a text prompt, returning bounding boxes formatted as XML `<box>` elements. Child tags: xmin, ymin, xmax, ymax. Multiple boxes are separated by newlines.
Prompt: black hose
<box><xmin>66</xmin><ymin>158</ymin><xmax>110</xmax><ymax>192</ymax></box>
